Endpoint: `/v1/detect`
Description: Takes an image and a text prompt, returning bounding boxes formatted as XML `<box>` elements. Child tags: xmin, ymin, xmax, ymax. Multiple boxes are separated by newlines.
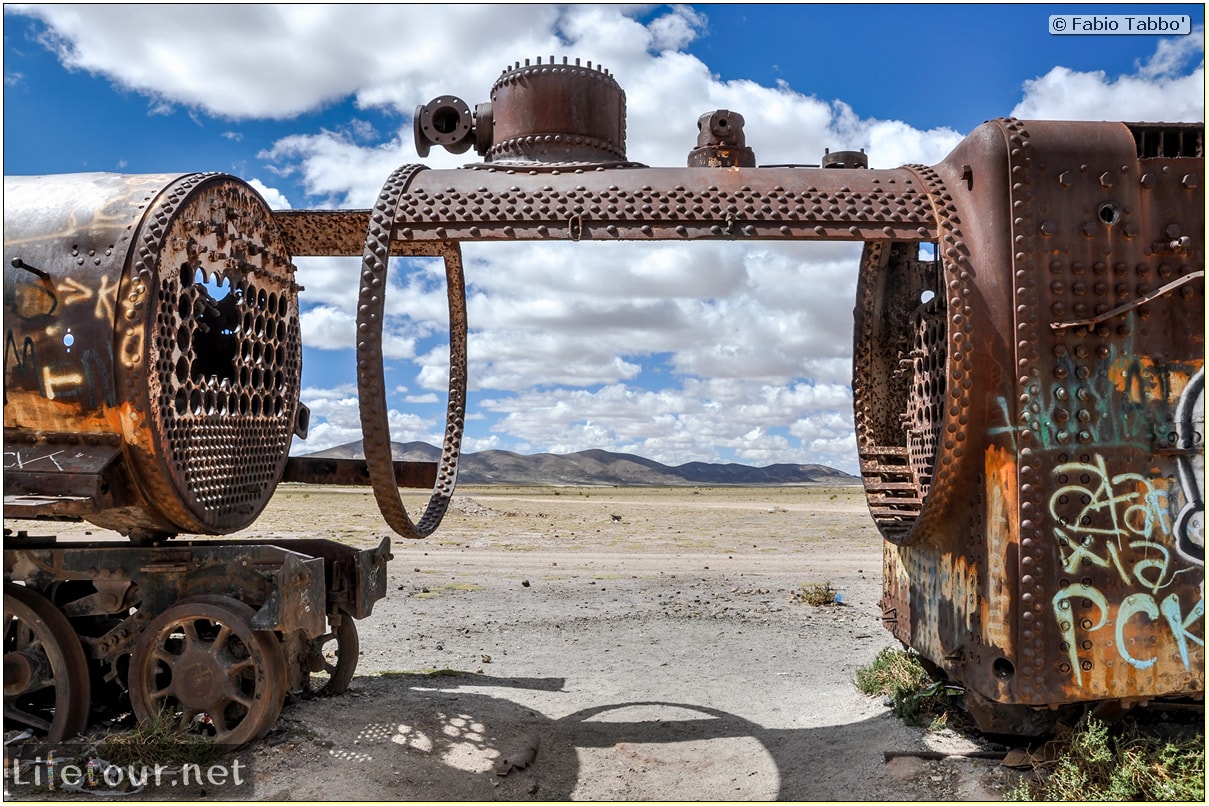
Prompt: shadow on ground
<box><xmin>259</xmin><ymin>671</ymin><xmax>1001</xmax><ymax>801</ymax></box>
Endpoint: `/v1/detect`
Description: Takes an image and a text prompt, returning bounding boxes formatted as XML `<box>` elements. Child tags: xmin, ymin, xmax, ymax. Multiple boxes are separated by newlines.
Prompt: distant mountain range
<box><xmin>302</xmin><ymin>441</ymin><xmax>860</xmax><ymax>487</ymax></box>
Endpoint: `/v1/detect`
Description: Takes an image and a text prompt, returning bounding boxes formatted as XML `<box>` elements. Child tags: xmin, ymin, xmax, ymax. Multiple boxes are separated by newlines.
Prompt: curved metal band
<box><xmin>357</xmin><ymin>164</ymin><xmax>468</xmax><ymax>538</ymax></box>
<box><xmin>1174</xmin><ymin>367</ymin><xmax>1205</xmax><ymax>563</ymax></box>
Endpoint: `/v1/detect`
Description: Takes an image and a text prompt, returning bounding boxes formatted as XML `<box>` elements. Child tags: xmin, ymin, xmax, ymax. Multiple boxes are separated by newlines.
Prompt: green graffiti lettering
<box><xmin>1160</xmin><ymin>590</ymin><xmax>1206</xmax><ymax>669</ymax></box>
<box><xmin>1127</xmin><ymin>540</ymin><xmax>1173</xmax><ymax>593</ymax></box>
<box><xmin>1053</xmin><ymin>585</ymin><xmax>1109</xmax><ymax>686</ymax></box>
<box><xmin>1116</xmin><ymin>593</ymin><xmax>1160</xmax><ymax>670</ymax></box>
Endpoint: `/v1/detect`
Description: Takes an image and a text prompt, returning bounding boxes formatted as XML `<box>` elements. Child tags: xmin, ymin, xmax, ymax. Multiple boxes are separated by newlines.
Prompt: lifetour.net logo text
<box><xmin>4</xmin><ymin>748</ymin><xmax>253</xmax><ymax>797</ymax></box>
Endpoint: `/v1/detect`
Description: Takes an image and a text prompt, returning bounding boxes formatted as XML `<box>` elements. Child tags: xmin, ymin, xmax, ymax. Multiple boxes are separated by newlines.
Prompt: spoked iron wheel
<box><xmin>306</xmin><ymin>614</ymin><xmax>359</xmax><ymax>696</ymax></box>
<box><xmin>3</xmin><ymin>583</ymin><xmax>91</xmax><ymax>741</ymax></box>
<box><xmin>129</xmin><ymin>595</ymin><xmax>286</xmax><ymax>745</ymax></box>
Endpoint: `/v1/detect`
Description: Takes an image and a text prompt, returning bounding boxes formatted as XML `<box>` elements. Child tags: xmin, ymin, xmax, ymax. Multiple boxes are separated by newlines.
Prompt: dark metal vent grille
<box><xmin>1127</xmin><ymin>123</ymin><xmax>1204</xmax><ymax>158</ymax></box>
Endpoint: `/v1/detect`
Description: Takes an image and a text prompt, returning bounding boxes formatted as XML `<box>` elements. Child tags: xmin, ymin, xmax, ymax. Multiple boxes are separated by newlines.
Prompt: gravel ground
<box><xmin>243</xmin><ymin>485</ymin><xmax>1020</xmax><ymax>801</ymax></box>
<box><xmin>7</xmin><ymin>485</ymin><xmax>1025</xmax><ymax>800</ymax></box>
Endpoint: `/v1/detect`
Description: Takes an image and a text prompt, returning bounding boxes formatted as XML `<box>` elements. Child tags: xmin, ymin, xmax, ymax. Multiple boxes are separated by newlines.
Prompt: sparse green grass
<box><xmin>854</xmin><ymin>647</ymin><xmax>962</xmax><ymax>729</ymax></box>
<box><xmin>794</xmin><ymin>581</ymin><xmax>839</xmax><ymax>606</ymax></box>
<box><xmin>94</xmin><ymin>711</ymin><xmax>223</xmax><ymax>767</ymax></box>
<box><xmin>1005</xmin><ymin>715</ymin><xmax>1205</xmax><ymax>802</ymax></box>
<box><xmin>412</xmin><ymin>582</ymin><xmax>486</xmax><ymax>598</ymax></box>
<box><xmin>379</xmin><ymin>668</ymin><xmax>466</xmax><ymax>678</ymax></box>
<box><xmin>858</xmin><ymin>650</ymin><xmax>1206</xmax><ymax>801</ymax></box>
<box><xmin>278</xmin><ymin>723</ymin><xmax>321</xmax><ymax>740</ymax></box>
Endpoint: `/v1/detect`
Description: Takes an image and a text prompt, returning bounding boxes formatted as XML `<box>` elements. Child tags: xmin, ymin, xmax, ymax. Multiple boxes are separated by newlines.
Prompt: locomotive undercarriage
<box><xmin>4</xmin><ymin>531</ymin><xmax>387</xmax><ymax>744</ymax></box>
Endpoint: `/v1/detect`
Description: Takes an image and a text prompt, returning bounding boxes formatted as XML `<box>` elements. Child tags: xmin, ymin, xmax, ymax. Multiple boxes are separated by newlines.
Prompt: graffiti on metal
<box><xmin>1049</xmin><ymin>453</ymin><xmax>1204</xmax><ymax>683</ymax></box>
<box><xmin>3</xmin><ymin>56</ymin><xmax>1203</xmax><ymax>743</ymax></box>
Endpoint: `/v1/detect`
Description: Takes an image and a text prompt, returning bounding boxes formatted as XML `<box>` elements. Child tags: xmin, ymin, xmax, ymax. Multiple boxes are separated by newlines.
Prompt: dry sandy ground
<box><xmin>12</xmin><ymin>485</ymin><xmax>1027</xmax><ymax>800</ymax></box>
<box><xmin>236</xmin><ymin>485</ymin><xmax>1021</xmax><ymax>801</ymax></box>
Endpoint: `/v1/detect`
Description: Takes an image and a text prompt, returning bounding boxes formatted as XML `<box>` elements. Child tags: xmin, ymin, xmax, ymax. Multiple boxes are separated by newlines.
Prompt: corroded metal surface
<box><xmin>864</xmin><ymin>119</ymin><xmax>1205</xmax><ymax>732</ymax></box>
<box><xmin>282</xmin><ymin>68</ymin><xmax>1203</xmax><ymax>731</ymax></box>
<box><xmin>852</xmin><ymin>159</ymin><xmax>980</xmax><ymax>545</ymax></box>
<box><xmin>3</xmin><ymin>533</ymin><xmax>390</xmax><ymax>735</ymax></box>
<box><xmin>411</xmin><ymin>56</ymin><xmax>629</xmax><ymax>167</ymax></box>
<box><xmin>4</xmin><ymin>173</ymin><xmax>303</xmax><ymax>537</ymax></box>
<box><xmin>3</xmin><ymin>582</ymin><xmax>90</xmax><ymax>741</ymax></box>
<box><xmin>3</xmin><ymin>56</ymin><xmax>1203</xmax><ymax>738</ymax></box>
<box><xmin>687</xmin><ymin>110</ymin><xmax>757</xmax><ymax>168</ymax></box>
<box><xmin>129</xmin><ymin>595</ymin><xmax>287</xmax><ymax>744</ymax></box>
<box><xmin>356</xmin><ymin>166</ymin><xmax>468</xmax><ymax>539</ymax></box>
<box><xmin>273</xmin><ymin>209</ymin><xmax>371</xmax><ymax>256</ymax></box>
<box><xmin>486</xmin><ymin>57</ymin><xmax>628</xmax><ymax>166</ymax></box>
<box><xmin>275</xmin><ymin>167</ymin><xmax>939</xmax><ymax>255</ymax></box>
<box><xmin>1006</xmin><ymin>119</ymin><xmax>1202</xmax><ymax>709</ymax></box>
<box><xmin>3</xmin><ymin>172</ymin><xmax>397</xmax><ymax>742</ymax></box>
<box><xmin>281</xmin><ymin>456</ymin><xmax>438</xmax><ymax>489</ymax></box>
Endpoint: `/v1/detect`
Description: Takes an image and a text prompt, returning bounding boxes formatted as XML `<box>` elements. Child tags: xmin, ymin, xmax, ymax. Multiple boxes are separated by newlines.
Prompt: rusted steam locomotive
<box><xmin>5</xmin><ymin>57</ymin><xmax>1203</xmax><ymax>742</ymax></box>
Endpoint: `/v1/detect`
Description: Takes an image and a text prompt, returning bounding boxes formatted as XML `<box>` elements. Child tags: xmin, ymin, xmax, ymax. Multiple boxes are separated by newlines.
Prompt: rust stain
<box><xmin>4</xmin><ymin>60</ymin><xmax>1203</xmax><ymax>740</ymax></box>
<box><xmin>984</xmin><ymin>444</ymin><xmax>1018</xmax><ymax>656</ymax></box>
<box><xmin>1108</xmin><ymin>355</ymin><xmax>1194</xmax><ymax>403</ymax></box>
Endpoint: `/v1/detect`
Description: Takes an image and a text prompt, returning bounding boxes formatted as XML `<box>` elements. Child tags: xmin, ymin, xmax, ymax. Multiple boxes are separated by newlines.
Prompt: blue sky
<box><xmin>3</xmin><ymin>4</ymin><xmax>1205</xmax><ymax>473</ymax></box>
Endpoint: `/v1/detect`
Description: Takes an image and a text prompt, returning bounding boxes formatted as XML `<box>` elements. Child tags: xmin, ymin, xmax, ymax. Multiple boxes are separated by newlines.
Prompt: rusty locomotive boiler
<box><xmin>4</xmin><ymin>173</ymin><xmax>305</xmax><ymax>537</ymax></box>
<box><xmin>4</xmin><ymin>55</ymin><xmax>1204</xmax><ymax>743</ymax></box>
<box><xmin>850</xmin><ymin>122</ymin><xmax>1205</xmax><ymax>732</ymax></box>
<box><xmin>3</xmin><ymin>173</ymin><xmax>403</xmax><ymax>744</ymax></box>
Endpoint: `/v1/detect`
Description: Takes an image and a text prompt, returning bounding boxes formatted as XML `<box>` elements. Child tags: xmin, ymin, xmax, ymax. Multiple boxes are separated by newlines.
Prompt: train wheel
<box><xmin>306</xmin><ymin>614</ymin><xmax>359</xmax><ymax>696</ymax></box>
<box><xmin>3</xmin><ymin>583</ymin><xmax>91</xmax><ymax>741</ymax></box>
<box><xmin>130</xmin><ymin>595</ymin><xmax>286</xmax><ymax>745</ymax></box>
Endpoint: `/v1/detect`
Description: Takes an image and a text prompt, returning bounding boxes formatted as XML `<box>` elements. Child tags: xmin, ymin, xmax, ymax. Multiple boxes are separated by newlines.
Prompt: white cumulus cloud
<box><xmin>1012</xmin><ymin>27</ymin><xmax>1204</xmax><ymax>120</ymax></box>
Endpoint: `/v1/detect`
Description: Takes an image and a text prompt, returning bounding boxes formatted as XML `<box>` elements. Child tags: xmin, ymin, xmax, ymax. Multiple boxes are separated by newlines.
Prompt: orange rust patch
<box><xmin>983</xmin><ymin>444</ymin><xmax>1019</xmax><ymax>655</ymax></box>
<box><xmin>1108</xmin><ymin>356</ymin><xmax>1195</xmax><ymax>405</ymax></box>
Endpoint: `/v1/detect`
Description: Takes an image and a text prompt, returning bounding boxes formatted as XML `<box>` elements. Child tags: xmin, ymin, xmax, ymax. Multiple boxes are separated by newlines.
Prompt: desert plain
<box><xmin>11</xmin><ymin>484</ymin><xmax>1022</xmax><ymax>800</ymax></box>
